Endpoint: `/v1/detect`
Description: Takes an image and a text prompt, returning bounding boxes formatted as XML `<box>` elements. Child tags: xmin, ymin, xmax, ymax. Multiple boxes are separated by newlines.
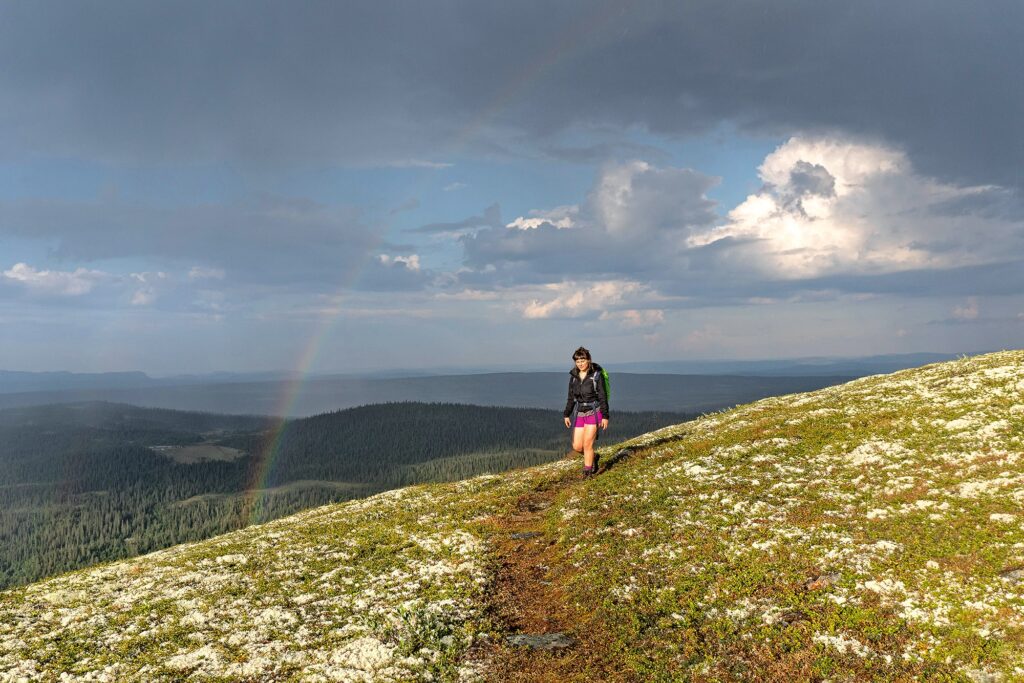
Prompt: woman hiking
<box><xmin>563</xmin><ymin>346</ymin><xmax>609</xmax><ymax>477</ymax></box>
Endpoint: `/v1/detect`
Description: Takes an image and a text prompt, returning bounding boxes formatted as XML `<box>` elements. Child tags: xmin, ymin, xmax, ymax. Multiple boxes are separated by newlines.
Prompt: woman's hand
<box><xmin>564</xmin><ymin>417</ymin><xmax>572</xmax><ymax>428</ymax></box>
<box><xmin>601</xmin><ymin>418</ymin><xmax>609</xmax><ymax>431</ymax></box>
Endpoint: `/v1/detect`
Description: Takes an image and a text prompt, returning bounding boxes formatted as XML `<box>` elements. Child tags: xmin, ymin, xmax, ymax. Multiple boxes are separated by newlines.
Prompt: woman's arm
<box><xmin>596</xmin><ymin>370</ymin><xmax>609</xmax><ymax>421</ymax></box>
<box><xmin>564</xmin><ymin>377</ymin><xmax>576</xmax><ymax>417</ymax></box>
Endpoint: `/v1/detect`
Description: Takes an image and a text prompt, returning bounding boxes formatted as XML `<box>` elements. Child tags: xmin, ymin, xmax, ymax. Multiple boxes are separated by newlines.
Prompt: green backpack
<box><xmin>593</xmin><ymin>364</ymin><xmax>611</xmax><ymax>401</ymax></box>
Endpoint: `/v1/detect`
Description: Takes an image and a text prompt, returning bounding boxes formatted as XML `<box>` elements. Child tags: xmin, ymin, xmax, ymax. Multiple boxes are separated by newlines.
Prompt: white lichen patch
<box><xmin>0</xmin><ymin>458</ymin><xmax>577</xmax><ymax>682</ymax></box>
<box><xmin>813</xmin><ymin>632</ymin><xmax>871</xmax><ymax>657</ymax></box>
<box><xmin>846</xmin><ymin>439</ymin><xmax>913</xmax><ymax>466</ymax></box>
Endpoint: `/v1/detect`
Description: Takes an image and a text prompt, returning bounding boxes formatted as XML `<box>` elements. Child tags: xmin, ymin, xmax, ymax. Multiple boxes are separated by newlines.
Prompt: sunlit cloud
<box><xmin>520</xmin><ymin>281</ymin><xmax>651</xmax><ymax>320</ymax></box>
<box><xmin>687</xmin><ymin>137</ymin><xmax>1024</xmax><ymax>280</ymax></box>
<box><xmin>953</xmin><ymin>298</ymin><xmax>980</xmax><ymax>321</ymax></box>
<box><xmin>506</xmin><ymin>205</ymin><xmax>578</xmax><ymax>230</ymax></box>
<box><xmin>378</xmin><ymin>254</ymin><xmax>421</xmax><ymax>271</ymax></box>
<box><xmin>2</xmin><ymin>263</ymin><xmax>108</xmax><ymax>296</ymax></box>
<box><xmin>599</xmin><ymin>309</ymin><xmax>665</xmax><ymax>330</ymax></box>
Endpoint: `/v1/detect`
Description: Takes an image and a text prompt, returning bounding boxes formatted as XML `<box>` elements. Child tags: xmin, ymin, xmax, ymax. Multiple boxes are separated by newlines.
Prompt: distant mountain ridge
<box><xmin>0</xmin><ymin>351</ymin><xmax>978</xmax><ymax>394</ymax></box>
<box><xmin>0</xmin><ymin>369</ymin><xmax>290</xmax><ymax>394</ymax></box>
<box><xmin>0</xmin><ymin>369</ymin><xmax>154</xmax><ymax>393</ymax></box>
<box><xmin>610</xmin><ymin>351</ymin><xmax>967</xmax><ymax>376</ymax></box>
<box><xmin>0</xmin><ymin>372</ymin><xmax>853</xmax><ymax>417</ymax></box>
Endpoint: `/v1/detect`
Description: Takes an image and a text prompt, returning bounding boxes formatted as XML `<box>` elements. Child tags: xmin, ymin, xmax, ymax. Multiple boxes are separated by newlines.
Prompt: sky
<box><xmin>1</xmin><ymin>0</ymin><xmax>1023</xmax><ymax>374</ymax></box>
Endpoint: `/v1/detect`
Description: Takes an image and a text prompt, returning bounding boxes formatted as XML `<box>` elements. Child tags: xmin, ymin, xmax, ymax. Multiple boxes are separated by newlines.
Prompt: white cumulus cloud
<box><xmin>506</xmin><ymin>205</ymin><xmax>578</xmax><ymax>230</ymax></box>
<box><xmin>688</xmin><ymin>136</ymin><xmax>1024</xmax><ymax>280</ymax></box>
<box><xmin>2</xmin><ymin>262</ymin><xmax>107</xmax><ymax>296</ymax></box>
<box><xmin>128</xmin><ymin>271</ymin><xmax>167</xmax><ymax>307</ymax></box>
<box><xmin>590</xmin><ymin>160</ymin><xmax>717</xmax><ymax>239</ymax></box>
<box><xmin>378</xmin><ymin>254</ymin><xmax>421</xmax><ymax>271</ymax></box>
<box><xmin>599</xmin><ymin>308</ymin><xmax>665</xmax><ymax>330</ymax></box>
<box><xmin>953</xmin><ymin>297</ymin><xmax>980</xmax><ymax>320</ymax></box>
<box><xmin>521</xmin><ymin>280</ymin><xmax>650</xmax><ymax>319</ymax></box>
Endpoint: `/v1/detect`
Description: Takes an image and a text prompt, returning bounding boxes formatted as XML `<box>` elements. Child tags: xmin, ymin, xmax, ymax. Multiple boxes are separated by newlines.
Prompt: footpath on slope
<box><xmin>472</xmin><ymin>436</ymin><xmax>679</xmax><ymax>683</ymax></box>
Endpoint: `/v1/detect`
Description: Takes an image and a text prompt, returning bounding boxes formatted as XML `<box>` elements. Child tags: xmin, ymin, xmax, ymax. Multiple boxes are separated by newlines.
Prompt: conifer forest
<box><xmin>0</xmin><ymin>401</ymin><xmax>688</xmax><ymax>589</ymax></box>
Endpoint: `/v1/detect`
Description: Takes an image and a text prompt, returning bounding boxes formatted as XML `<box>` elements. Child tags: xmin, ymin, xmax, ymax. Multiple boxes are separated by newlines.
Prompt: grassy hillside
<box><xmin>2</xmin><ymin>351</ymin><xmax>1023</xmax><ymax>681</ymax></box>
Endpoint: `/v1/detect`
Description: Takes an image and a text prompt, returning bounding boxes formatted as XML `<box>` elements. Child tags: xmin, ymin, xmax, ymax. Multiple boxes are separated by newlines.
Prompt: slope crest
<box><xmin>2</xmin><ymin>350</ymin><xmax>1024</xmax><ymax>681</ymax></box>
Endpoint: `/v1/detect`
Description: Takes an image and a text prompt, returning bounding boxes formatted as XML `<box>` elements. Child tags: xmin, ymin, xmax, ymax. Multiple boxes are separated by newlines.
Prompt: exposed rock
<box><xmin>999</xmin><ymin>568</ymin><xmax>1024</xmax><ymax>582</ymax></box>
<box><xmin>804</xmin><ymin>572</ymin><xmax>841</xmax><ymax>591</ymax></box>
<box><xmin>506</xmin><ymin>632</ymin><xmax>576</xmax><ymax>650</ymax></box>
<box><xmin>779</xmin><ymin>610</ymin><xmax>808</xmax><ymax>626</ymax></box>
<box><xmin>516</xmin><ymin>497</ymin><xmax>552</xmax><ymax>513</ymax></box>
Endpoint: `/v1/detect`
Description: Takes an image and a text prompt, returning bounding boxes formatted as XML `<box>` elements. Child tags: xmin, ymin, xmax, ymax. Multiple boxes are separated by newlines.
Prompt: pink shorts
<box><xmin>574</xmin><ymin>410</ymin><xmax>603</xmax><ymax>428</ymax></box>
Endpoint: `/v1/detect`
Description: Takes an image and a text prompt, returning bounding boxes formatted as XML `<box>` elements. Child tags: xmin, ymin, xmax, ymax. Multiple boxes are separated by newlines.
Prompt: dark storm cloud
<box><xmin>786</xmin><ymin>162</ymin><xmax>836</xmax><ymax>198</ymax></box>
<box><xmin>458</xmin><ymin>222</ymin><xmax>681</xmax><ymax>285</ymax></box>
<box><xmin>411</xmin><ymin>204</ymin><xmax>503</xmax><ymax>234</ymax></box>
<box><xmin>2</xmin><ymin>1</ymin><xmax>1021</xmax><ymax>188</ymax></box>
<box><xmin>455</xmin><ymin>162</ymin><xmax>720</xmax><ymax>286</ymax></box>
<box><xmin>460</xmin><ymin>222</ymin><xmax>580</xmax><ymax>277</ymax></box>
<box><xmin>0</xmin><ymin>1</ymin><xmax>467</xmax><ymax>165</ymax></box>
<box><xmin>353</xmin><ymin>258</ymin><xmax>433</xmax><ymax>292</ymax></box>
<box><xmin>927</xmin><ymin>189</ymin><xmax>1024</xmax><ymax>220</ymax></box>
<box><xmin>792</xmin><ymin>261</ymin><xmax>1024</xmax><ymax>299</ymax></box>
<box><xmin>0</xmin><ymin>195</ymin><xmax>383</xmax><ymax>285</ymax></box>
<box><xmin>652</xmin><ymin>259</ymin><xmax>1024</xmax><ymax>305</ymax></box>
<box><xmin>539</xmin><ymin>141</ymin><xmax>672</xmax><ymax>165</ymax></box>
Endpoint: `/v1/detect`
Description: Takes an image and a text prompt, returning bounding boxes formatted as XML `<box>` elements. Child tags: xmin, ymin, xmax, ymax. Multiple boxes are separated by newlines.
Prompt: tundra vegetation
<box><xmin>2</xmin><ymin>351</ymin><xmax>1023</xmax><ymax>681</ymax></box>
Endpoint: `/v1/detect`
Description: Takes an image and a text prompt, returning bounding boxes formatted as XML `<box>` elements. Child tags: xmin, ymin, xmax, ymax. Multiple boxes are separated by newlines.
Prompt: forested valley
<box><xmin>0</xmin><ymin>401</ymin><xmax>690</xmax><ymax>590</ymax></box>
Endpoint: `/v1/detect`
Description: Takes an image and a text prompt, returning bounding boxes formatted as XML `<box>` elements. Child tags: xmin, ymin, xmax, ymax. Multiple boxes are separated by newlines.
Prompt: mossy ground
<box><xmin>518</xmin><ymin>351</ymin><xmax>1024</xmax><ymax>682</ymax></box>
<box><xmin>2</xmin><ymin>351</ymin><xmax>1024</xmax><ymax>681</ymax></box>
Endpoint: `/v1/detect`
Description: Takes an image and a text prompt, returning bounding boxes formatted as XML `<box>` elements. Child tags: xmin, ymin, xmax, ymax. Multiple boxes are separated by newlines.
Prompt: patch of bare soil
<box><xmin>470</xmin><ymin>455</ymin><xmax>640</xmax><ymax>683</ymax></box>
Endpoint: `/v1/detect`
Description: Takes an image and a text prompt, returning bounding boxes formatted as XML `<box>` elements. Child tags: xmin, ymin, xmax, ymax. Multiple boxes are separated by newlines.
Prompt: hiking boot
<box><xmin>582</xmin><ymin>465</ymin><xmax>595</xmax><ymax>479</ymax></box>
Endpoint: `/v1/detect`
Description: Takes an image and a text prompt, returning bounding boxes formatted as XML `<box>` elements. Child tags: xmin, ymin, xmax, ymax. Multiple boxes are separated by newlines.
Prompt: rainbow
<box><xmin>240</xmin><ymin>2</ymin><xmax>627</xmax><ymax>524</ymax></box>
<box><xmin>451</xmin><ymin>1</ymin><xmax>630</xmax><ymax>151</ymax></box>
<box><xmin>240</xmin><ymin>293</ymin><xmax>347</xmax><ymax>524</ymax></box>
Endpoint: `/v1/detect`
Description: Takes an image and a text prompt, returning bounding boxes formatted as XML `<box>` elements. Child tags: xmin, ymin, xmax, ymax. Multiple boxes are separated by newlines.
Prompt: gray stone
<box><xmin>779</xmin><ymin>610</ymin><xmax>808</xmax><ymax>625</ymax></box>
<box><xmin>510</xmin><ymin>532</ymin><xmax>541</xmax><ymax>540</ymax></box>
<box><xmin>506</xmin><ymin>632</ymin><xmax>576</xmax><ymax>650</ymax></box>
<box><xmin>804</xmin><ymin>572</ymin><xmax>841</xmax><ymax>590</ymax></box>
<box><xmin>1000</xmin><ymin>568</ymin><xmax>1024</xmax><ymax>582</ymax></box>
<box><xmin>516</xmin><ymin>498</ymin><xmax>552</xmax><ymax>513</ymax></box>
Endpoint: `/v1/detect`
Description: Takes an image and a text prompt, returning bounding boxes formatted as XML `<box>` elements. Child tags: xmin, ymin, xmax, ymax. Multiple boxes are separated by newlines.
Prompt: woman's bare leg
<box><xmin>582</xmin><ymin>424</ymin><xmax>598</xmax><ymax>467</ymax></box>
<box><xmin>572</xmin><ymin>427</ymin><xmax>585</xmax><ymax>454</ymax></box>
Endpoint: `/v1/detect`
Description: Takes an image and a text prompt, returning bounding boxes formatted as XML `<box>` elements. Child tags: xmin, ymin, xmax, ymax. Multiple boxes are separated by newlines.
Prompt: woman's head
<box><xmin>572</xmin><ymin>346</ymin><xmax>591</xmax><ymax>370</ymax></box>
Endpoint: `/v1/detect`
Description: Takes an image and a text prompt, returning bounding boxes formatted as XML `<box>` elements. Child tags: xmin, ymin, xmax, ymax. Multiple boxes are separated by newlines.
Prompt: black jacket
<box><xmin>563</xmin><ymin>363</ymin><xmax>609</xmax><ymax>419</ymax></box>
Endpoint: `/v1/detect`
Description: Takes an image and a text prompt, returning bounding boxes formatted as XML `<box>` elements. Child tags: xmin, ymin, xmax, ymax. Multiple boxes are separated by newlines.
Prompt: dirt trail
<box><xmin>474</xmin><ymin>450</ymin><xmax>639</xmax><ymax>683</ymax></box>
